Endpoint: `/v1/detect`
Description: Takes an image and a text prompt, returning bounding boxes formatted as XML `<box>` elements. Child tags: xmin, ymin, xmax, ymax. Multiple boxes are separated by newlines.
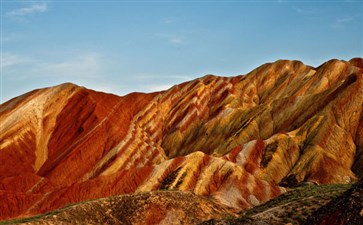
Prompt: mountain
<box><xmin>6</xmin><ymin>191</ymin><xmax>234</xmax><ymax>225</ymax></box>
<box><xmin>200</xmin><ymin>183</ymin><xmax>353</xmax><ymax>225</ymax></box>
<box><xmin>0</xmin><ymin>58</ymin><xmax>362</xmax><ymax>223</ymax></box>
<box><xmin>304</xmin><ymin>177</ymin><xmax>363</xmax><ymax>225</ymax></box>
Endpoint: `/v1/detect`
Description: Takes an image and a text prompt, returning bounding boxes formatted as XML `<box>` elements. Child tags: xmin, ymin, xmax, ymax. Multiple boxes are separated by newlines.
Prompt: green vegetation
<box><xmin>0</xmin><ymin>210</ymin><xmax>57</xmax><ymax>225</ymax></box>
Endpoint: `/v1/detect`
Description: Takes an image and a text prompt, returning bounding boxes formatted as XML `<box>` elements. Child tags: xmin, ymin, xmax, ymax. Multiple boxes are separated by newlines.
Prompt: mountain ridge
<box><xmin>0</xmin><ymin>58</ymin><xmax>362</xmax><ymax>223</ymax></box>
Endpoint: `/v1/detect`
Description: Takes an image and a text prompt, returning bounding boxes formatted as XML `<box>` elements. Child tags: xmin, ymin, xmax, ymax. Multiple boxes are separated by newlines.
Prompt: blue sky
<box><xmin>1</xmin><ymin>0</ymin><xmax>362</xmax><ymax>103</ymax></box>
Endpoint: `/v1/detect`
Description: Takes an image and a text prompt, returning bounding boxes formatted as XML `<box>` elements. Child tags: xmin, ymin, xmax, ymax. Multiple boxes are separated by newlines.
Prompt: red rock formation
<box><xmin>0</xmin><ymin>58</ymin><xmax>362</xmax><ymax>221</ymax></box>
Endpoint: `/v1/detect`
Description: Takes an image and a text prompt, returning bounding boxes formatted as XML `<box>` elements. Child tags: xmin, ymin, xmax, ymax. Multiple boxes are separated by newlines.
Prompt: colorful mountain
<box><xmin>1</xmin><ymin>58</ymin><xmax>362</xmax><ymax>223</ymax></box>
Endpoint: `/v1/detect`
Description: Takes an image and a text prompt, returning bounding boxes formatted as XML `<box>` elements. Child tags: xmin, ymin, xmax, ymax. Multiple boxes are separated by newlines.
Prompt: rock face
<box><xmin>0</xmin><ymin>58</ymin><xmax>362</xmax><ymax>222</ymax></box>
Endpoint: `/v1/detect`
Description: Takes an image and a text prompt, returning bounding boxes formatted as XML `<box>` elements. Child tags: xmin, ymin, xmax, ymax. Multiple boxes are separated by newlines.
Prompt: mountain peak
<box><xmin>0</xmin><ymin>58</ymin><xmax>362</xmax><ymax>222</ymax></box>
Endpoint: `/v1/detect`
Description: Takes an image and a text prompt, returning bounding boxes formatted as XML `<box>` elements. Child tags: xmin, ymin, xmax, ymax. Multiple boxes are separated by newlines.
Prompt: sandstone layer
<box><xmin>0</xmin><ymin>58</ymin><xmax>362</xmax><ymax>222</ymax></box>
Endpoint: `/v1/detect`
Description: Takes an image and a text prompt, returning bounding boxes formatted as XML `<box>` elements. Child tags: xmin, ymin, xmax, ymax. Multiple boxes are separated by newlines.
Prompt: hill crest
<box><xmin>0</xmin><ymin>58</ymin><xmax>362</xmax><ymax>222</ymax></box>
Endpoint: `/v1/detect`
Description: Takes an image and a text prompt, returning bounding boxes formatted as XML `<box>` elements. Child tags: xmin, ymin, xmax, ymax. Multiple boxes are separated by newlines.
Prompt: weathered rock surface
<box><xmin>9</xmin><ymin>191</ymin><xmax>233</xmax><ymax>225</ymax></box>
<box><xmin>200</xmin><ymin>183</ymin><xmax>352</xmax><ymax>225</ymax></box>
<box><xmin>303</xmin><ymin>178</ymin><xmax>363</xmax><ymax>225</ymax></box>
<box><xmin>0</xmin><ymin>58</ymin><xmax>362</xmax><ymax>222</ymax></box>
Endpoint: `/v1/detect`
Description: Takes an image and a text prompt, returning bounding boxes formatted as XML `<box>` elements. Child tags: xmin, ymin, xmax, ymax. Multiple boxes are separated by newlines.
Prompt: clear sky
<box><xmin>1</xmin><ymin>0</ymin><xmax>362</xmax><ymax>103</ymax></box>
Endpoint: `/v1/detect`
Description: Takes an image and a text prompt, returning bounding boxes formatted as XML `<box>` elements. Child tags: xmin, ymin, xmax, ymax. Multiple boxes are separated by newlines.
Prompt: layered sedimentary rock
<box><xmin>0</xmin><ymin>58</ymin><xmax>362</xmax><ymax>222</ymax></box>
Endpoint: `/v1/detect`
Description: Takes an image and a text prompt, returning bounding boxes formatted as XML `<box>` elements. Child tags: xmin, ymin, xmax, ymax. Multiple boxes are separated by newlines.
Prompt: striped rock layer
<box><xmin>0</xmin><ymin>58</ymin><xmax>362</xmax><ymax>221</ymax></box>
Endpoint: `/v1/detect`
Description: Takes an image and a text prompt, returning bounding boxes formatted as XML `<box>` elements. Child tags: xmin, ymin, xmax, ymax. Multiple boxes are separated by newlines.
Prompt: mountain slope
<box><xmin>3</xmin><ymin>191</ymin><xmax>234</xmax><ymax>225</ymax></box>
<box><xmin>200</xmin><ymin>183</ymin><xmax>352</xmax><ymax>225</ymax></box>
<box><xmin>304</xmin><ymin>177</ymin><xmax>363</xmax><ymax>225</ymax></box>
<box><xmin>0</xmin><ymin>58</ymin><xmax>362</xmax><ymax>222</ymax></box>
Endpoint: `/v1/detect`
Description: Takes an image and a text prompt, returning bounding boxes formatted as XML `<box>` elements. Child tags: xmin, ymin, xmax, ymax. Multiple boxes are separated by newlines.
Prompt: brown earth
<box><xmin>8</xmin><ymin>191</ymin><xmax>233</xmax><ymax>225</ymax></box>
<box><xmin>303</xmin><ymin>178</ymin><xmax>363</xmax><ymax>225</ymax></box>
<box><xmin>200</xmin><ymin>183</ymin><xmax>353</xmax><ymax>225</ymax></box>
<box><xmin>0</xmin><ymin>58</ymin><xmax>362</xmax><ymax>223</ymax></box>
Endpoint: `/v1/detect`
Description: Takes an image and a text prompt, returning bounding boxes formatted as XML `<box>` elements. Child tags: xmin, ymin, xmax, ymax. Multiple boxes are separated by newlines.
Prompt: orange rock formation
<box><xmin>0</xmin><ymin>58</ymin><xmax>362</xmax><ymax>221</ymax></box>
